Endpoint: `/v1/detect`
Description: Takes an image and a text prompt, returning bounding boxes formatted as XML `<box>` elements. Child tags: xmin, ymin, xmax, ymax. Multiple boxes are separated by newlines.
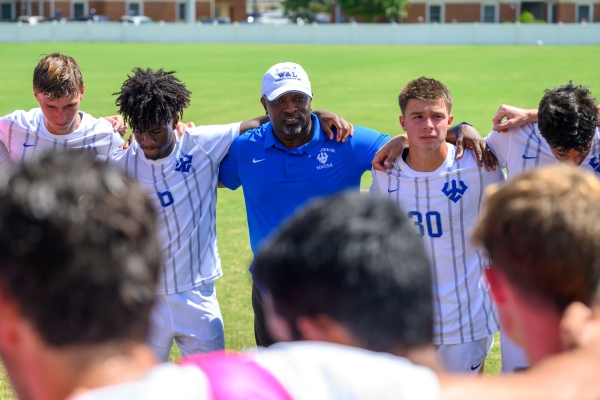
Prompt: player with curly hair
<box><xmin>483</xmin><ymin>82</ymin><xmax>600</xmax><ymax>372</ymax></box>
<box><xmin>487</xmin><ymin>82</ymin><xmax>599</xmax><ymax>173</ymax></box>
<box><xmin>110</xmin><ymin>67</ymin><xmax>352</xmax><ymax>360</ymax></box>
<box><xmin>110</xmin><ymin>67</ymin><xmax>256</xmax><ymax>360</ymax></box>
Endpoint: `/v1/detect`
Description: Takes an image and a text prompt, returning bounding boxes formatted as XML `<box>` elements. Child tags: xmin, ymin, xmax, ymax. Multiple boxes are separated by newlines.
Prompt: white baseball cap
<box><xmin>260</xmin><ymin>62</ymin><xmax>313</xmax><ymax>101</ymax></box>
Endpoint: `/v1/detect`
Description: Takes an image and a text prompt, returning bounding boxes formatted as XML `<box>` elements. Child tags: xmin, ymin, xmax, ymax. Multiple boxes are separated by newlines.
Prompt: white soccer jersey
<box><xmin>486</xmin><ymin>122</ymin><xmax>600</xmax><ymax>177</ymax></box>
<box><xmin>0</xmin><ymin>108</ymin><xmax>123</xmax><ymax>168</ymax></box>
<box><xmin>74</xmin><ymin>363</ymin><xmax>210</xmax><ymax>400</ymax></box>
<box><xmin>254</xmin><ymin>342</ymin><xmax>440</xmax><ymax>400</ymax></box>
<box><xmin>109</xmin><ymin>123</ymin><xmax>240</xmax><ymax>295</ymax></box>
<box><xmin>371</xmin><ymin>144</ymin><xmax>503</xmax><ymax>345</ymax></box>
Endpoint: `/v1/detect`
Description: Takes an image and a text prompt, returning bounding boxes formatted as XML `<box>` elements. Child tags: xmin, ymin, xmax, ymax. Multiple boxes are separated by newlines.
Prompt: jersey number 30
<box><xmin>408</xmin><ymin>211</ymin><xmax>442</xmax><ymax>238</ymax></box>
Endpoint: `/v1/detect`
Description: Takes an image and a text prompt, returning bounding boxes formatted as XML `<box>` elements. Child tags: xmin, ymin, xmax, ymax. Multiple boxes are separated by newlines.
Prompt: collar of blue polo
<box><xmin>263</xmin><ymin>113</ymin><xmax>325</xmax><ymax>157</ymax></box>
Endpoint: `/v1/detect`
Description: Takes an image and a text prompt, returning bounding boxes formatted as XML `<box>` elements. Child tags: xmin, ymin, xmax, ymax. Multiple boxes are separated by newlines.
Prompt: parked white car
<box><xmin>254</xmin><ymin>11</ymin><xmax>290</xmax><ymax>25</ymax></box>
<box><xmin>120</xmin><ymin>15</ymin><xmax>152</xmax><ymax>25</ymax></box>
<box><xmin>17</xmin><ymin>15</ymin><xmax>47</xmax><ymax>25</ymax></box>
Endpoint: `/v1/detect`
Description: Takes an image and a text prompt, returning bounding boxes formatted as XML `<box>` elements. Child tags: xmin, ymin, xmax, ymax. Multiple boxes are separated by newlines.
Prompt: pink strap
<box><xmin>182</xmin><ymin>351</ymin><xmax>293</xmax><ymax>400</ymax></box>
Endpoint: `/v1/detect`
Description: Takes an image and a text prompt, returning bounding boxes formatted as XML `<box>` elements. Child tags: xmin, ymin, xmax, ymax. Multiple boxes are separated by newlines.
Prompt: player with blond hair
<box><xmin>0</xmin><ymin>53</ymin><xmax>125</xmax><ymax>168</ymax></box>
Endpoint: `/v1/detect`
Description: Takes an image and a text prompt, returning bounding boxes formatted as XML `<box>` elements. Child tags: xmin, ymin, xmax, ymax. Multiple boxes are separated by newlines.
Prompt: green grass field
<box><xmin>0</xmin><ymin>42</ymin><xmax>598</xmax><ymax>398</ymax></box>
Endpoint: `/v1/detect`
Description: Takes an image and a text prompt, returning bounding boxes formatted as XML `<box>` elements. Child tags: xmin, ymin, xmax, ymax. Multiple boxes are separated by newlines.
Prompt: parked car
<box><xmin>245</xmin><ymin>12</ymin><xmax>261</xmax><ymax>23</ymax></box>
<box><xmin>76</xmin><ymin>15</ymin><xmax>114</xmax><ymax>23</ymax></box>
<box><xmin>247</xmin><ymin>11</ymin><xmax>290</xmax><ymax>25</ymax></box>
<box><xmin>120</xmin><ymin>15</ymin><xmax>152</xmax><ymax>25</ymax></box>
<box><xmin>198</xmin><ymin>17</ymin><xmax>231</xmax><ymax>25</ymax></box>
<box><xmin>16</xmin><ymin>15</ymin><xmax>47</xmax><ymax>25</ymax></box>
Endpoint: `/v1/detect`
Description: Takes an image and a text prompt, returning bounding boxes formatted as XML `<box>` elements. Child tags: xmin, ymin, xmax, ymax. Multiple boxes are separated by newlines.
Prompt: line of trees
<box><xmin>283</xmin><ymin>0</ymin><xmax>409</xmax><ymax>22</ymax></box>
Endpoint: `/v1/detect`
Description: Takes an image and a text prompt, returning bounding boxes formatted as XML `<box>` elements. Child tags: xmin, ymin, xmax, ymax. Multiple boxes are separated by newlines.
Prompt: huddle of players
<box><xmin>1</xmin><ymin>52</ymin><xmax>600</xmax><ymax>397</ymax></box>
<box><xmin>1</xmin><ymin>153</ymin><xmax>600</xmax><ymax>399</ymax></box>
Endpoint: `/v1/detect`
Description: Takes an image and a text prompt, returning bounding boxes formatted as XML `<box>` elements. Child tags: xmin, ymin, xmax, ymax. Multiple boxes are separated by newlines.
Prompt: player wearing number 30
<box><xmin>371</xmin><ymin>77</ymin><xmax>505</xmax><ymax>374</ymax></box>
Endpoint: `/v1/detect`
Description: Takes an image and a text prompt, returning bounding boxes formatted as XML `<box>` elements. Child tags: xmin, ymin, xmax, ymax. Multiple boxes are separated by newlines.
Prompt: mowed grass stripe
<box><xmin>0</xmin><ymin>43</ymin><xmax>597</xmax><ymax>397</ymax></box>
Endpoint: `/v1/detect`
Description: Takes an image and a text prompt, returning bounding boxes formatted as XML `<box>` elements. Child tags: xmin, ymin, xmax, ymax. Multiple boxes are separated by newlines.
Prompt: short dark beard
<box><xmin>282</xmin><ymin>123</ymin><xmax>303</xmax><ymax>136</ymax></box>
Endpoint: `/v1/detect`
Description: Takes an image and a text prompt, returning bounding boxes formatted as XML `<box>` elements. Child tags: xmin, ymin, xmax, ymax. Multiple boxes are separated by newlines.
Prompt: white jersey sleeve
<box><xmin>188</xmin><ymin>122</ymin><xmax>241</xmax><ymax>164</ymax></box>
<box><xmin>486</xmin><ymin>123</ymin><xmax>600</xmax><ymax>179</ymax></box>
<box><xmin>0</xmin><ymin>142</ymin><xmax>10</xmax><ymax>170</ymax></box>
<box><xmin>73</xmin><ymin>364</ymin><xmax>209</xmax><ymax>400</ymax></box>
<box><xmin>0</xmin><ymin>109</ymin><xmax>123</xmax><ymax>167</ymax></box>
<box><xmin>485</xmin><ymin>129</ymin><xmax>511</xmax><ymax>169</ymax></box>
<box><xmin>0</xmin><ymin>113</ymin><xmax>17</xmax><ymax>169</ymax></box>
<box><xmin>371</xmin><ymin>146</ymin><xmax>504</xmax><ymax>345</ymax></box>
<box><xmin>109</xmin><ymin>126</ymin><xmax>236</xmax><ymax>295</ymax></box>
<box><xmin>255</xmin><ymin>342</ymin><xmax>440</xmax><ymax>400</ymax></box>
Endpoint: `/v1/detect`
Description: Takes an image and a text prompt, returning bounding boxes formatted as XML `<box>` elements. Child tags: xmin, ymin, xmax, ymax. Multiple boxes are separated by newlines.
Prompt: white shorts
<box><xmin>500</xmin><ymin>330</ymin><xmax>530</xmax><ymax>373</ymax></box>
<box><xmin>436</xmin><ymin>335</ymin><xmax>494</xmax><ymax>374</ymax></box>
<box><xmin>148</xmin><ymin>283</ymin><xmax>225</xmax><ymax>362</ymax></box>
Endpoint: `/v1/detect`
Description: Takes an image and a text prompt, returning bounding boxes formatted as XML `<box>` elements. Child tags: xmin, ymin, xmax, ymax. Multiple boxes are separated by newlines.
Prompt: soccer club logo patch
<box><xmin>315</xmin><ymin>148</ymin><xmax>334</xmax><ymax>170</ymax></box>
<box><xmin>175</xmin><ymin>154</ymin><xmax>193</xmax><ymax>173</ymax></box>
<box><xmin>317</xmin><ymin>152</ymin><xmax>328</xmax><ymax>164</ymax></box>
<box><xmin>442</xmin><ymin>179</ymin><xmax>468</xmax><ymax>203</ymax></box>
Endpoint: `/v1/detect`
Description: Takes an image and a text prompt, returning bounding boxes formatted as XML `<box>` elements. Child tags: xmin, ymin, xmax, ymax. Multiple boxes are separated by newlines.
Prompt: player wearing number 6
<box><xmin>371</xmin><ymin>77</ymin><xmax>505</xmax><ymax>374</ymax></box>
<box><xmin>109</xmin><ymin>68</ymin><xmax>353</xmax><ymax>361</ymax></box>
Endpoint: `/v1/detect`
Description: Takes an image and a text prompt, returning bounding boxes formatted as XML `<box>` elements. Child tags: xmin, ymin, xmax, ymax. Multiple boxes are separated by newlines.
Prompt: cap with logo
<box><xmin>260</xmin><ymin>62</ymin><xmax>313</xmax><ymax>101</ymax></box>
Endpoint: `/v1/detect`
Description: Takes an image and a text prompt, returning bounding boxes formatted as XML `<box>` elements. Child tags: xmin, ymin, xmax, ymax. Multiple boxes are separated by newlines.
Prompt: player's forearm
<box><xmin>523</xmin><ymin>109</ymin><xmax>538</xmax><ymax>123</ymax></box>
<box><xmin>240</xmin><ymin>115</ymin><xmax>270</xmax><ymax>134</ymax></box>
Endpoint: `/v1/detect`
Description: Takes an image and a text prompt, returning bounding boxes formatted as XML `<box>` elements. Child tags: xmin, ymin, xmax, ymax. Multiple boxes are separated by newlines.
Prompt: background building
<box><xmin>1</xmin><ymin>0</ymin><xmax>245</xmax><ymax>22</ymax></box>
<box><xmin>403</xmin><ymin>0</ymin><xmax>598</xmax><ymax>23</ymax></box>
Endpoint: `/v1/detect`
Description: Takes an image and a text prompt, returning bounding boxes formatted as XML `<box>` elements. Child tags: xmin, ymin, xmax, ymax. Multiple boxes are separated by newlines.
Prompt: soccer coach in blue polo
<box><xmin>219</xmin><ymin>62</ymin><xmax>391</xmax><ymax>346</ymax></box>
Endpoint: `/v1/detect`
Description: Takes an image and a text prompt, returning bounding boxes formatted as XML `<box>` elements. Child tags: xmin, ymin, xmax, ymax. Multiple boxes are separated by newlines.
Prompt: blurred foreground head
<box><xmin>0</xmin><ymin>150</ymin><xmax>161</xmax><ymax>348</ymax></box>
<box><xmin>474</xmin><ymin>164</ymin><xmax>600</xmax><ymax>363</ymax></box>
<box><xmin>254</xmin><ymin>192</ymin><xmax>433</xmax><ymax>353</ymax></box>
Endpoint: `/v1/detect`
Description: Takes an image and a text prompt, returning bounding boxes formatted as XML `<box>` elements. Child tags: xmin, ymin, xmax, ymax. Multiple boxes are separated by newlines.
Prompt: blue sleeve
<box><xmin>218</xmin><ymin>138</ymin><xmax>242</xmax><ymax>190</ymax></box>
<box><xmin>350</xmin><ymin>127</ymin><xmax>391</xmax><ymax>171</ymax></box>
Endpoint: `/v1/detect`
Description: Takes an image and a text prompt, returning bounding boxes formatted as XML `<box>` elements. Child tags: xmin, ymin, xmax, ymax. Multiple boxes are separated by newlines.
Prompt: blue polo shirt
<box><xmin>219</xmin><ymin>114</ymin><xmax>390</xmax><ymax>259</ymax></box>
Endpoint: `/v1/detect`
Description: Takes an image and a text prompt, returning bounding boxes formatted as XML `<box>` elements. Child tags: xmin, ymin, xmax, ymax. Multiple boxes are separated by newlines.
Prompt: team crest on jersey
<box><xmin>315</xmin><ymin>147</ymin><xmax>335</xmax><ymax>170</ymax></box>
<box><xmin>317</xmin><ymin>152</ymin><xmax>328</xmax><ymax>164</ymax></box>
<box><xmin>175</xmin><ymin>154</ymin><xmax>193</xmax><ymax>173</ymax></box>
<box><xmin>442</xmin><ymin>179</ymin><xmax>468</xmax><ymax>203</ymax></box>
<box><xmin>589</xmin><ymin>156</ymin><xmax>600</xmax><ymax>173</ymax></box>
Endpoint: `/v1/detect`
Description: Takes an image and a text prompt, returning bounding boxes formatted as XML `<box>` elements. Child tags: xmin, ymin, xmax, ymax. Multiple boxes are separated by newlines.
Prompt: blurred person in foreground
<box><xmin>0</xmin><ymin>151</ymin><xmax>208</xmax><ymax>399</ymax></box>
<box><xmin>184</xmin><ymin>191</ymin><xmax>600</xmax><ymax>400</ymax></box>
<box><xmin>473</xmin><ymin>164</ymin><xmax>600</xmax><ymax>366</ymax></box>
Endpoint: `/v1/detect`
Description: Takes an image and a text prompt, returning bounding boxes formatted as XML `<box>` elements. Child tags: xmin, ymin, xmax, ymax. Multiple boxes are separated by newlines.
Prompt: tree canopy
<box><xmin>283</xmin><ymin>0</ymin><xmax>409</xmax><ymax>22</ymax></box>
<box><xmin>283</xmin><ymin>0</ymin><xmax>334</xmax><ymax>22</ymax></box>
<box><xmin>339</xmin><ymin>0</ymin><xmax>408</xmax><ymax>21</ymax></box>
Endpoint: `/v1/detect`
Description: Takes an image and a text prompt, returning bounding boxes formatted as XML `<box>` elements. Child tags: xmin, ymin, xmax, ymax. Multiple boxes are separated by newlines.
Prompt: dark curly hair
<box><xmin>254</xmin><ymin>192</ymin><xmax>433</xmax><ymax>352</ymax></box>
<box><xmin>0</xmin><ymin>151</ymin><xmax>160</xmax><ymax>346</ymax></box>
<box><xmin>538</xmin><ymin>82</ymin><xmax>598</xmax><ymax>155</ymax></box>
<box><xmin>114</xmin><ymin>67</ymin><xmax>191</xmax><ymax>132</ymax></box>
